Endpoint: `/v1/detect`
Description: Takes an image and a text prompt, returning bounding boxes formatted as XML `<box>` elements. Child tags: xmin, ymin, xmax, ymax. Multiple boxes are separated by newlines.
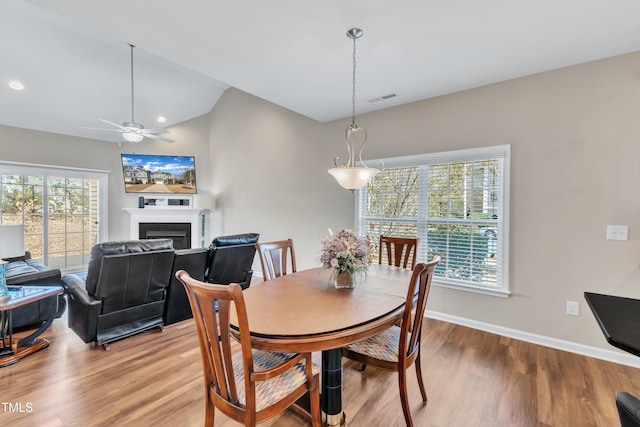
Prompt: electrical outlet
<box><xmin>607</xmin><ymin>225</ymin><xmax>629</xmax><ymax>241</ymax></box>
<box><xmin>566</xmin><ymin>301</ymin><xmax>579</xmax><ymax>316</ymax></box>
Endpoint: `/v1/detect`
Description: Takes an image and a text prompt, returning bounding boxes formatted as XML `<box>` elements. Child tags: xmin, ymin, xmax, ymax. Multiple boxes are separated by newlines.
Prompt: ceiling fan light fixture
<box><xmin>122</xmin><ymin>121</ymin><xmax>144</xmax><ymax>143</ymax></box>
<box><xmin>84</xmin><ymin>43</ymin><xmax>174</xmax><ymax>145</ymax></box>
<box><xmin>122</xmin><ymin>131</ymin><xmax>144</xmax><ymax>143</ymax></box>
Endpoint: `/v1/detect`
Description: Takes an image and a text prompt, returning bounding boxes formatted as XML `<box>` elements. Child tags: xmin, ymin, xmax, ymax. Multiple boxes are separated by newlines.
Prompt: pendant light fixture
<box><xmin>328</xmin><ymin>28</ymin><xmax>379</xmax><ymax>191</ymax></box>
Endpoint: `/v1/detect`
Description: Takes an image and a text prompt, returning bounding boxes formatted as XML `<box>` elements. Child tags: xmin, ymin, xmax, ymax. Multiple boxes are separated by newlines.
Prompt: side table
<box><xmin>0</xmin><ymin>285</ymin><xmax>64</xmax><ymax>367</ymax></box>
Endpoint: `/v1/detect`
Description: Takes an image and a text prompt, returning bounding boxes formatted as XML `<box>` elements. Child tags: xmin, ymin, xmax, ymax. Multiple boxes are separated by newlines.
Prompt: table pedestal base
<box><xmin>0</xmin><ymin>338</ymin><xmax>50</xmax><ymax>367</ymax></box>
<box><xmin>321</xmin><ymin>348</ymin><xmax>346</xmax><ymax>426</ymax></box>
<box><xmin>321</xmin><ymin>410</ymin><xmax>346</xmax><ymax>426</ymax></box>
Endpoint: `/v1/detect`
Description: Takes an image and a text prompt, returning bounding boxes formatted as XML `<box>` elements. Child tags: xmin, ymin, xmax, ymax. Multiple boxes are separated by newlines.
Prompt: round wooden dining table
<box><xmin>230</xmin><ymin>264</ymin><xmax>413</xmax><ymax>426</ymax></box>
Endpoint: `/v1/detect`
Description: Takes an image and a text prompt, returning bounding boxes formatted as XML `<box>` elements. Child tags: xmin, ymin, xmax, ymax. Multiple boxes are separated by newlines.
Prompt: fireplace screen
<box><xmin>139</xmin><ymin>222</ymin><xmax>191</xmax><ymax>249</ymax></box>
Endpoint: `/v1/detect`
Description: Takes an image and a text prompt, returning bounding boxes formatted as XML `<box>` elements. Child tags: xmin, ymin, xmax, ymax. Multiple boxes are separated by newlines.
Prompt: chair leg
<box><xmin>398</xmin><ymin>369</ymin><xmax>414</xmax><ymax>427</ymax></box>
<box><xmin>310</xmin><ymin>374</ymin><xmax>321</xmax><ymax>427</ymax></box>
<box><xmin>205</xmin><ymin>395</ymin><xmax>215</xmax><ymax>426</ymax></box>
<box><xmin>360</xmin><ymin>363</ymin><xmax>367</xmax><ymax>372</ymax></box>
<box><xmin>415</xmin><ymin>348</ymin><xmax>427</xmax><ymax>402</ymax></box>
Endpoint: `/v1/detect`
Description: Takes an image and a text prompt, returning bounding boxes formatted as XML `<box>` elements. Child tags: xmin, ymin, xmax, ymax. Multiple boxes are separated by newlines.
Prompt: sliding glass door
<box><xmin>0</xmin><ymin>162</ymin><xmax>107</xmax><ymax>272</ymax></box>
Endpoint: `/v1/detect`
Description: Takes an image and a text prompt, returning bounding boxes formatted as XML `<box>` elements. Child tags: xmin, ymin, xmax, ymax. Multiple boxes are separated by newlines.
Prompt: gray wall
<box><xmin>0</xmin><ymin>113</ymin><xmax>212</xmax><ymax>243</ymax></box>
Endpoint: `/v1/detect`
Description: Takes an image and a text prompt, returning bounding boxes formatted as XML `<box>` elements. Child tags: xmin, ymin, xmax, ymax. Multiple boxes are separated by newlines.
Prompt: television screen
<box><xmin>121</xmin><ymin>154</ymin><xmax>197</xmax><ymax>194</ymax></box>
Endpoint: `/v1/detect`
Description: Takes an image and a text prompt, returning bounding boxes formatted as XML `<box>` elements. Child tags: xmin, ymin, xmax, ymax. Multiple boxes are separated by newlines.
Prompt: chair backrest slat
<box><xmin>256</xmin><ymin>239</ymin><xmax>297</xmax><ymax>281</ymax></box>
<box><xmin>379</xmin><ymin>236</ymin><xmax>419</xmax><ymax>269</ymax></box>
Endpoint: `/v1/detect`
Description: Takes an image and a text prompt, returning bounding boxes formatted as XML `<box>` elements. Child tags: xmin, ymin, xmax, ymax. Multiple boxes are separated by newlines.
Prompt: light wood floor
<box><xmin>2</xmin><ymin>314</ymin><xmax>639</xmax><ymax>426</ymax></box>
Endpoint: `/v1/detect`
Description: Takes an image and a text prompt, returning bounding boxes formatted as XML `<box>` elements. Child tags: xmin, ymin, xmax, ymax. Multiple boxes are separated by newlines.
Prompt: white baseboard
<box><xmin>425</xmin><ymin>310</ymin><xmax>640</xmax><ymax>368</ymax></box>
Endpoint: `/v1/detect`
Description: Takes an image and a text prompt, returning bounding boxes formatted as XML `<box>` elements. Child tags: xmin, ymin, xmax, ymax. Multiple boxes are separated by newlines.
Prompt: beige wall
<box><xmin>344</xmin><ymin>51</ymin><xmax>640</xmax><ymax>349</ymax></box>
<box><xmin>208</xmin><ymin>88</ymin><xmax>354</xmax><ymax>269</ymax></box>
<box><xmin>209</xmin><ymin>52</ymin><xmax>640</xmax><ymax>352</ymax></box>
<box><xmin>2</xmin><ymin>51</ymin><xmax>640</xmax><ymax>353</ymax></box>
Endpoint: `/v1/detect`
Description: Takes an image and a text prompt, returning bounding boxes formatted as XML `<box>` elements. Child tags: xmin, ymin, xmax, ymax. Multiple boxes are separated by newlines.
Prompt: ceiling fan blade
<box><xmin>142</xmin><ymin>128</ymin><xmax>169</xmax><ymax>134</ymax></box>
<box><xmin>81</xmin><ymin>127</ymin><xmax>125</xmax><ymax>132</ymax></box>
<box><xmin>144</xmin><ymin>133</ymin><xmax>175</xmax><ymax>143</ymax></box>
<box><xmin>98</xmin><ymin>119</ymin><xmax>126</xmax><ymax>130</ymax></box>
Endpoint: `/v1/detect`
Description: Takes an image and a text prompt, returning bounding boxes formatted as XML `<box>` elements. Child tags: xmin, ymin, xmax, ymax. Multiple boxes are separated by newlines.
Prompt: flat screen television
<box><xmin>121</xmin><ymin>154</ymin><xmax>197</xmax><ymax>194</ymax></box>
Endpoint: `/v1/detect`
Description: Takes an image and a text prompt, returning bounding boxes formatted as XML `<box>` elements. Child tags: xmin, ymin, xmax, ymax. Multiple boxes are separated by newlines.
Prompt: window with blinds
<box><xmin>356</xmin><ymin>145</ymin><xmax>510</xmax><ymax>296</ymax></box>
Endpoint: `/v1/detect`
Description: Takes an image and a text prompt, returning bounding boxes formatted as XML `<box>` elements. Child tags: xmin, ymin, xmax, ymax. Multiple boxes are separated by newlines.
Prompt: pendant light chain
<box><xmin>351</xmin><ymin>35</ymin><xmax>357</xmax><ymax>128</ymax></box>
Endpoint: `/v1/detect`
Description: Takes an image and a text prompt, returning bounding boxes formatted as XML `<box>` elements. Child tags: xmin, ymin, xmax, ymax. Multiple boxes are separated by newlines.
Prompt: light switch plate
<box><xmin>567</xmin><ymin>301</ymin><xmax>579</xmax><ymax>316</ymax></box>
<box><xmin>607</xmin><ymin>225</ymin><xmax>629</xmax><ymax>241</ymax></box>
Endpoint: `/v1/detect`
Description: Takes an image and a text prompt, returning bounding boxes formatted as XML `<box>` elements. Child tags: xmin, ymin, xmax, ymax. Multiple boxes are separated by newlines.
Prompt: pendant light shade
<box><xmin>329</xmin><ymin>28</ymin><xmax>379</xmax><ymax>192</ymax></box>
<box><xmin>328</xmin><ymin>166</ymin><xmax>379</xmax><ymax>191</ymax></box>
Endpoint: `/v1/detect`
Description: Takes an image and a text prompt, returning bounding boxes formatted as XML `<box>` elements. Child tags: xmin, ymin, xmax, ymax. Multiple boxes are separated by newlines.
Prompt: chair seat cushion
<box><xmin>233</xmin><ymin>350</ymin><xmax>318</xmax><ymax>411</ymax></box>
<box><xmin>344</xmin><ymin>326</ymin><xmax>405</xmax><ymax>363</ymax></box>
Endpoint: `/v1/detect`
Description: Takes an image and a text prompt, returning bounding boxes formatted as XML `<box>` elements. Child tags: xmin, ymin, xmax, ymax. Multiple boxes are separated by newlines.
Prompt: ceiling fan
<box><xmin>84</xmin><ymin>43</ymin><xmax>174</xmax><ymax>147</ymax></box>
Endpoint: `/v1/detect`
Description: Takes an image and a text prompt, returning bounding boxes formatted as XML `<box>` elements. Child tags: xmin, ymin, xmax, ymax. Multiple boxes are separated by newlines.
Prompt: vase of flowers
<box><xmin>320</xmin><ymin>229</ymin><xmax>370</xmax><ymax>288</ymax></box>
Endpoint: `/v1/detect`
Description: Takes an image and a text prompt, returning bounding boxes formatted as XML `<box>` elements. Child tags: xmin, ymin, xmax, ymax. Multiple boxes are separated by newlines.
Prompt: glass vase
<box><xmin>329</xmin><ymin>269</ymin><xmax>355</xmax><ymax>289</ymax></box>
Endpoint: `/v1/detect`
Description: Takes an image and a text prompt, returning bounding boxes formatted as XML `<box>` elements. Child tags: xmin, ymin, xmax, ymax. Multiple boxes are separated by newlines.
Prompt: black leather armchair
<box><xmin>163</xmin><ymin>233</ymin><xmax>259</xmax><ymax>326</ymax></box>
<box><xmin>205</xmin><ymin>233</ymin><xmax>260</xmax><ymax>289</ymax></box>
<box><xmin>163</xmin><ymin>248</ymin><xmax>208</xmax><ymax>325</ymax></box>
<box><xmin>62</xmin><ymin>239</ymin><xmax>176</xmax><ymax>348</ymax></box>
<box><xmin>617</xmin><ymin>392</ymin><xmax>640</xmax><ymax>427</ymax></box>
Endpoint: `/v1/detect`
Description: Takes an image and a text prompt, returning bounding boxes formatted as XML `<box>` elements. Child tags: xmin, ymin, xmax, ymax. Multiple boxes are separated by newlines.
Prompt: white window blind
<box><xmin>356</xmin><ymin>145</ymin><xmax>510</xmax><ymax>297</ymax></box>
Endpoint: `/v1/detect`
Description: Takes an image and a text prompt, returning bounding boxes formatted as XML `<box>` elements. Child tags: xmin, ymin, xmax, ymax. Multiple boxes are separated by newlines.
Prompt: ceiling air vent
<box><xmin>368</xmin><ymin>93</ymin><xmax>397</xmax><ymax>103</ymax></box>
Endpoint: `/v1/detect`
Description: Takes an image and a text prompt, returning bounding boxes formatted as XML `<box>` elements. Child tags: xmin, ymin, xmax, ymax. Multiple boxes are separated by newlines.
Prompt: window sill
<box><xmin>432</xmin><ymin>279</ymin><xmax>510</xmax><ymax>298</ymax></box>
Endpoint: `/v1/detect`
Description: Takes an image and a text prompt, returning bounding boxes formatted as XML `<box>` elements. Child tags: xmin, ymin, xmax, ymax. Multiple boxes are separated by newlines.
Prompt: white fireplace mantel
<box><xmin>123</xmin><ymin>208</ymin><xmax>204</xmax><ymax>248</ymax></box>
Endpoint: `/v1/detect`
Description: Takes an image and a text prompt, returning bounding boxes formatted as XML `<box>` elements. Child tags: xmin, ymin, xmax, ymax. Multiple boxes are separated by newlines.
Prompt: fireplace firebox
<box><xmin>139</xmin><ymin>222</ymin><xmax>192</xmax><ymax>250</ymax></box>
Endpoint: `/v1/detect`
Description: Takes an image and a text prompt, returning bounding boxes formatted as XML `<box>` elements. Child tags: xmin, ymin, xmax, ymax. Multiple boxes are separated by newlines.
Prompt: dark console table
<box><xmin>0</xmin><ymin>285</ymin><xmax>63</xmax><ymax>367</ymax></box>
<box><xmin>584</xmin><ymin>292</ymin><xmax>640</xmax><ymax>357</ymax></box>
<box><xmin>584</xmin><ymin>292</ymin><xmax>640</xmax><ymax>426</ymax></box>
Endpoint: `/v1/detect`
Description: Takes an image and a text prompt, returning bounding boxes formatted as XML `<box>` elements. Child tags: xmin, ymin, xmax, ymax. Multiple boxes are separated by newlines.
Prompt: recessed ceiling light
<box><xmin>156</xmin><ymin>116</ymin><xmax>167</xmax><ymax>123</ymax></box>
<box><xmin>8</xmin><ymin>81</ymin><xmax>24</xmax><ymax>91</ymax></box>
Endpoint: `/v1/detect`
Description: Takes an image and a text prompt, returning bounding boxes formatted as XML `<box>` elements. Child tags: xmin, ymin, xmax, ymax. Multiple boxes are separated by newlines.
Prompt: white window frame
<box><xmin>0</xmin><ymin>160</ymin><xmax>109</xmax><ymax>272</ymax></box>
<box><xmin>356</xmin><ymin>144</ymin><xmax>510</xmax><ymax>297</ymax></box>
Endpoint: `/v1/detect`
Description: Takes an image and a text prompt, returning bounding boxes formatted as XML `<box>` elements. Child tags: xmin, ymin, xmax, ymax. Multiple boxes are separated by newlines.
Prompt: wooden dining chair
<box><xmin>342</xmin><ymin>254</ymin><xmax>441</xmax><ymax>427</ymax></box>
<box><xmin>379</xmin><ymin>235</ymin><xmax>420</xmax><ymax>269</ymax></box>
<box><xmin>176</xmin><ymin>270</ymin><xmax>320</xmax><ymax>426</ymax></box>
<box><xmin>256</xmin><ymin>239</ymin><xmax>297</xmax><ymax>281</ymax></box>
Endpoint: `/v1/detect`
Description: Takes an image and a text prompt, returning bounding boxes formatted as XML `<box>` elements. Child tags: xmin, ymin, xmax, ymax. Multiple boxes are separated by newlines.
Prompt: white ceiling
<box><xmin>2</xmin><ymin>0</ymin><xmax>640</xmax><ymax>145</ymax></box>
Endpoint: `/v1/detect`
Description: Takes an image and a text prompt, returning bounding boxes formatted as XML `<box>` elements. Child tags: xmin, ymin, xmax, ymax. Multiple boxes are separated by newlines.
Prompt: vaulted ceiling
<box><xmin>2</xmin><ymin>1</ymin><xmax>640</xmax><ymax>145</ymax></box>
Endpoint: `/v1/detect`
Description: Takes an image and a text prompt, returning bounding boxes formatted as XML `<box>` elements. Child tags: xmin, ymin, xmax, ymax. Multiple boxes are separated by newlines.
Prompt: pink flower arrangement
<box><xmin>320</xmin><ymin>229</ymin><xmax>370</xmax><ymax>274</ymax></box>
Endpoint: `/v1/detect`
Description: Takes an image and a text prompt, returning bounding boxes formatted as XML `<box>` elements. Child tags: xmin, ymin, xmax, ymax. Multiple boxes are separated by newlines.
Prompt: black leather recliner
<box><xmin>163</xmin><ymin>248</ymin><xmax>208</xmax><ymax>325</ymax></box>
<box><xmin>163</xmin><ymin>233</ymin><xmax>259</xmax><ymax>325</ymax></box>
<box><xmin>205</xmin><ymin>233</ymin><xmax>260</xmax><ymax>289</ymax></box>
<box><xmin>63</xmin><ymin>239</ymin><xmax>178</xmax><ymax>347</ymax></box>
